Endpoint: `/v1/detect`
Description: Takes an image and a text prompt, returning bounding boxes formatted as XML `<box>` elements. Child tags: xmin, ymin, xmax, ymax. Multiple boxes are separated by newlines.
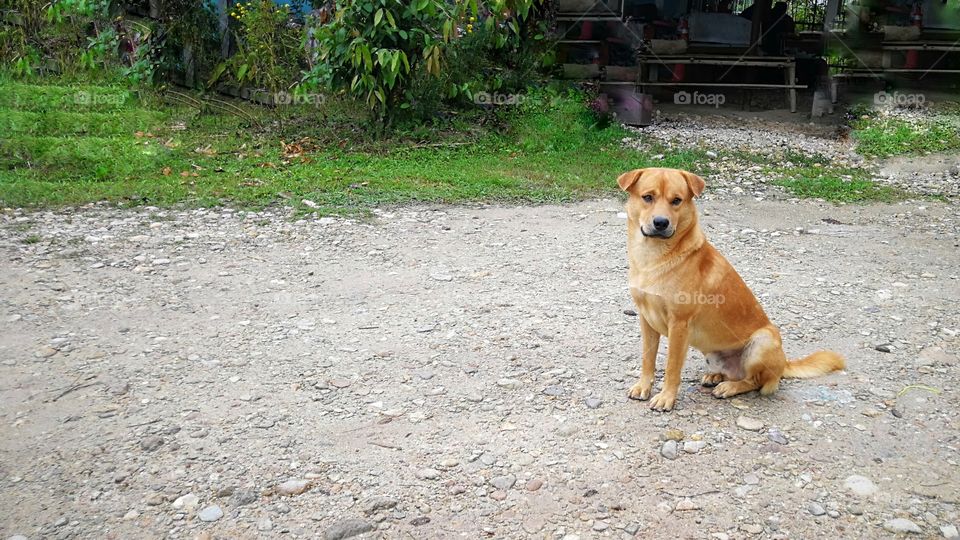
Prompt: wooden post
<box><xmin>218</xmin><ymin>0</ymin><xmax>231</xmax><ymax>59</ymax></box>
<box><xmin>749</xmin><ymin>0</ymin><xmax>771</xmax><ymax>54</ymax></box>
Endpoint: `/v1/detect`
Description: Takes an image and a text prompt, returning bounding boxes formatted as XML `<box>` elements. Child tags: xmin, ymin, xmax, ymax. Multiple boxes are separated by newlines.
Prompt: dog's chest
<box><xmin>630</xmin><ymin>287</ymin><xmax>671</xmax><ymax>336</ymax></box>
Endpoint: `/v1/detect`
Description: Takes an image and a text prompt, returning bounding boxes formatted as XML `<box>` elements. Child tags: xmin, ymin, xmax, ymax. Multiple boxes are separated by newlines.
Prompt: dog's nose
<box><xmin>653</xmin><ymin>216</ymin><xmax>670</xmax><ymax>231</ymax></box>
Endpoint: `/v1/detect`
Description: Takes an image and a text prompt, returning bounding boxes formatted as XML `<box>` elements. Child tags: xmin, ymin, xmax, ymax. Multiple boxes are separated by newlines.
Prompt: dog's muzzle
<box><xmin>641</xmin><ymin>226</ymin><xmax>675</xmax><ymax>239</ymax></box>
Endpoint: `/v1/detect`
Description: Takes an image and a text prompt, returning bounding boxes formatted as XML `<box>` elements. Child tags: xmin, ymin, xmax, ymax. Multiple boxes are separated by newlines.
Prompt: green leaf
<box><xmin>237</xmin><ymin>63</ymin><xmax>249</xmax><ymax>82</ymax></box>
<box><xmin>374</xmin><ymin>8</ymin><xmax>383</xmax><ymax>26</ymax></box>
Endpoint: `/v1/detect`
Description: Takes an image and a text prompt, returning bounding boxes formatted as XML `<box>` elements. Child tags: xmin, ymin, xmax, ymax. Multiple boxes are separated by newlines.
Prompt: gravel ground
<box><xmin>624</xmin><ymin>110</ymin><xmax>960</xmax><ymax>200</ymax></box>
<box><xmin>1</xmin><ymin>195</ymin><xmax>959</xmax><ymax>540</ymax></box>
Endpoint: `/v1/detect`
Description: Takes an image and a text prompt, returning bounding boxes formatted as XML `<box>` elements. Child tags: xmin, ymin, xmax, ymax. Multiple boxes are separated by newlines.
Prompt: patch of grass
<box><xmin>0</xmin><ymin>80</ymin><xmax>708</xmax><ymax>211</ymax></box>
<box><xmin>22</xmin><ymin>234</ymin><xmax>42</xmax><ymax>244</ymax></box>
<box><xmin>852</xmin><ymin>112</ymin><xmax>960</xmax><ymax>157</ymax></box>
<box><xmin>772</xmin><ymin>166</ymin><xmax>907</xmax><ymax>202</ymax></box>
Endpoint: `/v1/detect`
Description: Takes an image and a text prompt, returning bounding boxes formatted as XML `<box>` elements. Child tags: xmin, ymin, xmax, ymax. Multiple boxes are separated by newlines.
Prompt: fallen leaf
<box><xmin>161</xmin><ymin>167</ymin><xmax>172</xmax><ymax>176</ymax></box>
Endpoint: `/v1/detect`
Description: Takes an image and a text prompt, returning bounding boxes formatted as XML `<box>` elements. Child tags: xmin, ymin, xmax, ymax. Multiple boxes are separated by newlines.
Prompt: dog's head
<box><xmin>617</xmin><ymin>168</ymin><xmax>705</xmax><ymax>240</ymax></box>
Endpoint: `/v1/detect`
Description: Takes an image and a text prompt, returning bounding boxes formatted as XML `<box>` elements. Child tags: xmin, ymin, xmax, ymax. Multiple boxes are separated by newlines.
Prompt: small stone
<box><xmin>173</xmin><ymin>493</ymin><xmax>199</xmax><ymax>510</ymax></box>
<box><xmin>257</xmin><ymin>518</ymin><xmax>273</xmax><ymax>531</ymax></box>
<box><xmin>585</xmin><ymin>397</ymin><xmax>603</xmax><ymax>409</ymax></box>
<box><xmin>767</xmin><ymin>427</ymin><xmax>788</xmax><ymax>445</ymax></box>
<box><xmin>122</xmin><ymin>509</ymin><xmax>139</xmax><ymax>520</ymax></box>
<box><xmin>744</xmin><ymin>473</ymin><xmax>760</xmax><ymax>485</ymax></box>
<box><xmin>808</xmin><ymin>502</ymin><xmax>826</xmax><ymax>516</ymax></box>
<box><xmin>660</xmin><ymin>440</ymin><xmax>678</xmax><ymax>460</ymax></box>
<box><xmin>844</xmin><ymin>475</ymin><xmax>878</xmax><ymax>497</ymax></box>
<box><xmin>543</xmin><ymin>385</ymin><xmax>564</xmax><ymax>396</ymax></box>
<box><xmin>883</xmin><ymin>518</ymin><xmax>922</xmax><ymax>534</ymax></box>
<box><xmin>848</xmin><ymin>505</ymin><xmax>864</xmax><ymax>516</ymax></box>
<box><xmin>230</xmin><ymin>489</ymin><xmax>257</xmax><ymax>506</ymax></box>
<box><xmin>35</xmin><ymin>345</ymin><xmax>58</xmax><ymax>358</ymax></box>
<box><xmin>324</xmin><ymin>518</ymin><xmax>375</xmax><ymax>540</ymax></box>
<box><xmin>555</xmin><ymin>424</ymin><xmax>578</xmax><ymax>437</ymax></box>
<box><xmin>497</xmin><ymin>378</ymin><xmax>522</xmax><ymax>389</ymax></box>
<box><xmin>683</xmin><ymin>441</ymin><xmax>707</xmax><ymax>454</ymax></box>
<box><xmin>417</xmin><ymin>468</ymin><xmax>441</xmax><ymax>480</ymax></box>
<box><xmin>410</xmin><ymin>516</ymin><xmax>431</xmax><ymax>526</ymax></box>
<box><xmin>489</xmin><ymin>490</ymin><xmax>507</xmax><ymax>501</ymax></box>
<box><xmin>490</xmin><ymin>475</ymin><xmax>516</xmax><ymax>490</ymax></box>
<box><xmin>675</xmin><ymin>499</ymin><xmax>699</xmax><ymax>511</ymax></box>
<box><xmin>525</xmin><ymin>478</ymin><xmax>544</xmax><ymax>491</ymax></box>
<box><xmin>706</xmin><ymin>150</ymin><xmax>718</xmax><ymax>158</ymax></box>
<box><xmin>593</xmin><ymin>522</ymin><xmax>609</xmax><ymax>531</ymax></box>
<box><xmin>875</xmin><ymin>344</ymin><xmax>892</xmax><ymax>353</ymax></box>
<box><xmin>741</xmin><ymin>523</ymin><xmax>763</xmax><ymax>534</ymax></box>
<box><xmin>940</xmin><ymin>525</ymin><xmax>959</xmax><ymax>539</ymax></box>
<box><xmin>329</xmin><ymin>378</ymin><xmax>352</xmax><ymax>389</ymax></box>
<box><xmin>197</xmin><ymin>505</ymin><xmax>223</xmax><ymax>522</ymax></box>
<box><xmin>140</xmin><ymin>435</ymin><xmax>164</xmax><ymax>452</ymax></box>
<box><xmin>662</xmin><ymin>429</ymin><xmax>684</xmax><ymax>441</ymax></box>
<box><xmin>736</xmin><ymin>416</ymin><xmax>764</xmax><ymax>431</ymax></box>
<box><xmin>277</xmin><ymin>479</ymin><xmax>310</xmax><ymax>496</ymax></box>
<box><xmin>363</xmin><ymin>496</ymin><xmax>399</xmax><ymax>515</ymax></box>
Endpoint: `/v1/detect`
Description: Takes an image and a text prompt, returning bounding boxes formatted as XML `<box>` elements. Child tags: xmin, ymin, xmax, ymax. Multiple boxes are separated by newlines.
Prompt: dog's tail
<box><xmin>783</xmin><ymin>350</ymin><xmax>845</xmax><ymax>378</ymax></box>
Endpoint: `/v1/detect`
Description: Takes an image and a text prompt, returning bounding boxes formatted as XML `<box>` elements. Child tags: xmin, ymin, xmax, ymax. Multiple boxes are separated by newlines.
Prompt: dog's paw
<box><xmin>711</xmin><ymin>381</ymin><xmax>739</xmax><ymax>399</ymax></box>
<box><xmin>648</xmin><ymin>391</ymin><xmax>677</xmax><ymax>412</ymax></box>
<box><xmin>627</xmin><ymin>382</ymin><xmax>652</xmax><ymax>401</ymax></box>
<box><xmin>701</xmin><ymin>373</ymin><xmax>725</xmax><ymax>387</ymax></box>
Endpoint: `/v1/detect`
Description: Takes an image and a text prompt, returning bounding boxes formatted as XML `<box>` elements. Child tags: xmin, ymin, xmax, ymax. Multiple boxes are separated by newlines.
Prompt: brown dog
<box><xmin>619</xmin><ymin>168</ymin><xmax>844</xmax><ymax>411</ymax></box>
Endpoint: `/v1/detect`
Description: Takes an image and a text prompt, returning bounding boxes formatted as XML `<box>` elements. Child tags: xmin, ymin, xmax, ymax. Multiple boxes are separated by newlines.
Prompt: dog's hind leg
<box><xmin>712</xmin><ymin>327</ymin><xmax>786</xmax><ymax>399</ymax></box>
<box><xmin>701</xmin><ymin>353</ymin><xmax>727</xmax><ymax>387</ymax></box>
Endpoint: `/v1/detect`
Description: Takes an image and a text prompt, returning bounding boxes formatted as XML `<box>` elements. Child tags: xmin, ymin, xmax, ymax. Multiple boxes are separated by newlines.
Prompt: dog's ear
<box><xmin>682</xmin><ymin>171</ymin><xmax>706</xmax><ymax>197</ymax></box>
<box><xmin>617</xmin><ymin>169</ymin><xmax>646</xmax><ymax>191</ymax></box>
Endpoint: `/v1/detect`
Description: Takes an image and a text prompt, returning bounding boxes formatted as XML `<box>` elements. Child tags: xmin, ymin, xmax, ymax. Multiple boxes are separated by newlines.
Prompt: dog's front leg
<box><xmin>649</xmin><ymin>320</ymin><xmax>689</xmax><ymax>411</ymax></box>
<box><xmin>628</xmin><ymin>316</ymin><xmax>660</xmax><ymax>401</ymax></box>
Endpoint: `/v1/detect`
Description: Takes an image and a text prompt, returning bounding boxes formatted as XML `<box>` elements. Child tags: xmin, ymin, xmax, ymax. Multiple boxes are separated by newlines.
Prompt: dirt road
<box><xmin>1</xmin><ymin>196</ymin><xmax>958</xmax><ymax>539</ymax></box>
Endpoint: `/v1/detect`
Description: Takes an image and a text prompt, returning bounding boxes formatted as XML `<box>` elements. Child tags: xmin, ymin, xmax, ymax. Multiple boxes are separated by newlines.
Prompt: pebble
<box><xmin>884</xmin><ymin>518</ymin><xmax>923</xmax><ymax>534</ymax></box>
<box><xmin>844</xmin><ymin>475</ymin><xmax>878</xmax><ymax>497</ymax></box>
<box><xmin>417</xmin><ymin>468</ymin><xmax>441</xmax><ymax>480</ymax></box>
<box><xmin>257</xmin><ymin>518</ymin><xmax>273</xmax><ymax>531</ymax></box>
<box><xmin>683</xmin><ymin>440</ymin><xmax>707</xmax><ymax>454</ymax></box>
<box><xmin>660</xmin><ymin>440</ymin><xmax>678</xmax><ymax>460</ymax></box>
<box><xmin>736</xmin><ymin>416</ymin><xmax>764</xmax><ymax>431</ymax></box>
<box><xmin>662</xmin><ymin>429</ymin><xmax>684</xmax><ymax>441</ymax></box>
<box><xmin>543</xmin><ymin>385</ymin><xmax>564</xmax><ymax>396</ymax></box>
<box><xmin>35</xmin><ymin>345</ymin><xmax>58</xmax><ymax>358</ymax></box>
<box><xmin>363</xmin><ymin>496</ymin><xmax>399</xmax><ymax>515</ymax></box>
<box><xmin>808</xmin><ymin>502</ymin><xmax>826</xmax><ymax>516</ymax></box>
<box><xmin>941</xmin><ymin>525</ymin><xmax>959</xmax><ymax>539</ymax></box>
<box><xmin>497</xmin><ymin>378</ymin><xmax>523</xmax><ymax>389</ymax></box>
<box><xmin>675</xmin><ymin>498</ymin><xmax>699</xmax><ymax>511</ymax></box>
<box><xmin>525</xmin><ymin>478</ymin><xmax>544</xmax><ymax>491</ymax></box>
<box><xmin>585</xmin><ymin>397</ymin><xmax>603</xmax><ymax>409</ymax></box>
<box><xmin>324</xmin><ymin>518</ymin><xmax>375</xmax><ymax>540</ymax></box>
<box><xmin>197</xmin><ymin>505</ymin><xmax>223</xmax><ymax>522</ymax></box>
<box><xmin>490</xmin><ymin>474</ymin><xmax>516</xmax><ymax>490</ymax></box>
<box><xmin>140</xmin><ymin>435</ymin><xmax>164</xmax><ymax>452</ymax></box>
<box><xmin>172</xmin><ymin>493</ymin><xmax>199</xmax><ymax>510</ymax></box>
<box><xmin>277</xmin><ymin>479</ymin><xmax>310</xmax><ymax>496</ymax></box>
<box><xmin>767</xmin><ymin>427</ymin><xmax>788</xmax><ymax>445</ymax></box>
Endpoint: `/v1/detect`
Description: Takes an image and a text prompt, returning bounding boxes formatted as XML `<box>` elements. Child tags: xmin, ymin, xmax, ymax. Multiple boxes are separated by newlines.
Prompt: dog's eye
<box><xmin>642</xmin><ymin>194</ymin><xmax>653</xmax><ymax>203</ymax></box>
<box><xmin>671</xmin><ymin>197</ymin><xmax>682</xmax><ymax>206</ymax></box>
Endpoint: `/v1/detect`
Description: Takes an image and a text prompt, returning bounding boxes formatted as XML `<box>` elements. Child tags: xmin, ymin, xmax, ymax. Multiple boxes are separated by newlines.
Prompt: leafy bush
<box><xmin>209</xmin><ymin>0</ymin><xmax>302</xmax><ymax>93</ymax></box>
<box><xmin>308</xmin><ymin>0</ymin><xmax>547</xmax><ymax>128</ymax></box>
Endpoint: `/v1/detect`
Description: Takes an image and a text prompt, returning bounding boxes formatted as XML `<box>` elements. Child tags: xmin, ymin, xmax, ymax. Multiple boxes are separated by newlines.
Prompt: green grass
<box><xmin>852</xmin><ymin>112</ymin><xmax>960</xmax><ymax>158</ymax></box>
<box><xmin>0</xmin><ymin>79</ymin><xmax>710</xmax><ymax>211</ymax></box>
<box><xmin>771</xmin><ymin>166</ymin><xmax>907</xmax><ymax>203</ymax></box>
